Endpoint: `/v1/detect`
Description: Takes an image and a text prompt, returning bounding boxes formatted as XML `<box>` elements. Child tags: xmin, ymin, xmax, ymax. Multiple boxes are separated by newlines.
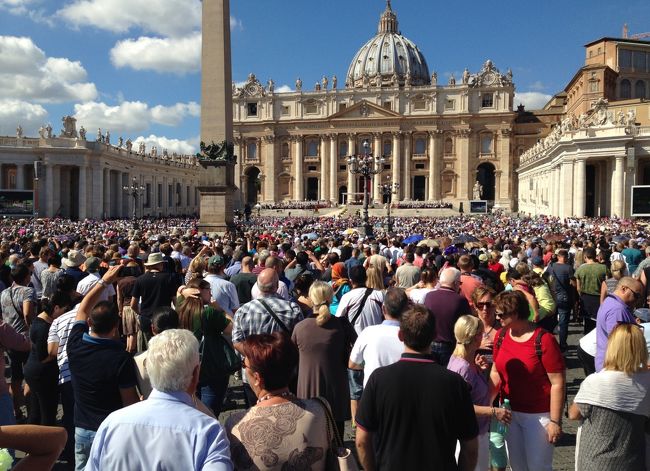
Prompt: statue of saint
<box><xmin>448</xmin><ymin>75</ymin><xmax>456</xmax><ymax>86</ymax></box>
<box><xmin>16</xmin><ymin>125</ymin><xmax>23</xmax><ymax>138</ymax></box>
<box><xmin>295</xmin><ymin>77</ymin><xmax>302</xmax><ymax>91</ymax></box>
<box><xmin>97</xmin><ymin>128</ymin><xmax>102</xmax><ymax>142</ymax></box>
<box><xmin>38</xmin><ymin>126</ymin><xmax>45</xmax><ymax>138</ymax></box>
<box><xmin>473</xmin><ymin>180</ymin><xmax>483</xmax><ymax>200</ymax></box>
<box><xmin>322</xmin><ymin>75</ymin><xmax>328</xmax><ymax>90</ymax></box>
<box><xmin>45</xmin><ymin>123</ymin><xmax>52</xmax><ymax>138</ymax></box>
<box><xmin>431</xmin><ymin>71</ymin><xmax>437</xmax><ymax>85</ymax></box>
<box><xmin>79</xmin><ymin>126</ymin><xmax>86</xmax><ymax>140</ymax></box>
<box><xmin>462</xmin><ymin>68</ymin><xmax>470</xmax><ymax>84</ymax></box>
<box><xmin>118</xmin><ymin>136</ymin><xmax>124</xmax><ymax>147</ymax></box>
<box><xmin>126</xmin><ymin>139</ymin><xmax>133</xmax><ymax>152</ymax></box>
<box><xmin>267</xmin><ymin>78</ymin><xmax>274</xmax><ymax>92</ymax></box>
<box><xmin>105</xmin><ymin>130</ymin><xmax>111</xmax><ymax>145</ymax></box>
<box><xmin>332</xmin><ymin>75</ymin><xmax>337</xmax><ymax>89</ymax></box>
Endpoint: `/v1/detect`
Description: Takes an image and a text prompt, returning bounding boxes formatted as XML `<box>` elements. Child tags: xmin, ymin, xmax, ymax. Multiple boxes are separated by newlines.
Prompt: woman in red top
<box><xmin>489</xmin><ymin>291</ymin><xmax>565</xmax><ymax>471</ymax></box>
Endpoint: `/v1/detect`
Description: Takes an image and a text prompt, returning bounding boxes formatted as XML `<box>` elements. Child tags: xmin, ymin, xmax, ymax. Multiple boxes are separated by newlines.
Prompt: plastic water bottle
<box><xmin>495</xmin><ymin>399</ymin><xmax>511</xmax><ymax>435</ymax></box>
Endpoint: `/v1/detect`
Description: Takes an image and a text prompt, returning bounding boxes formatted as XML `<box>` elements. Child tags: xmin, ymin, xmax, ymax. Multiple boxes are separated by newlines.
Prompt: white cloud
<box><xmin>0</xmin><ymin>36</ymin><xmax>97</xmax><ymax>103</ymax></box>
<box><xmin>110</xmin><ymin>33</ymin><xmax>201</xmax><ymax>74</ymax></box>
<box><xmin>275</xmin><ymin>85</ymin><xmax>292</xmax><ymax>93</ymax></box>
<box><xmin>134</xmin><ymin>134</ymin><xmax>197</xmax><ymax>155</ymax></box>
<box><xmin>57</xmin><ymin>0</ymin><xmax>201</xmax><ymax>38</ymax></box>
<box><xmin>72</xmin><ymin>100</ymin><xmax>199</xmax><ymax>134</ymax></box>
<box><xmin>529</xmin><ymin>81</ymin><xmax>546</xmax><ymax>92</ymax></box>
<box><xmin>0</xmin><ymin>99</ymin><xmax>47</xmax><ymax>136</ymax></box>
<box><xmin>514</xmin><ymin>92</ymin><xmax>552</xmax><ymax>110</ymax></box>
<box><xmin>230</xmin><ymin>15</ymin><xmax>243</xmax><ymax>31</ymax></box>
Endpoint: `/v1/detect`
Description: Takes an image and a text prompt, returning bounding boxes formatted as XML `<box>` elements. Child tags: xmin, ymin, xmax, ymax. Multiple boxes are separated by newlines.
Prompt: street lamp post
<box><xmin>347</xmin><ymin>139</ymin><xmax>386</xmax><ymax>237</ymax></box>
<box><xmin>123</xmin><ymin>177</ymin><xmax>145</xmax><ymax>228</ymax></box>
<box><xmin>379</xmin><ymin>177</ymin><xmax>400</xmax><ymax>233</ymax></box>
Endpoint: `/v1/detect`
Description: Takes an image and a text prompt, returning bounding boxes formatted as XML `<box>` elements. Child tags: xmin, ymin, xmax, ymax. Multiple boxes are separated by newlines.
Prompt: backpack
<box><xmin>494</xmin><ymin>327</ymin><xmax>547</xmax><ymax>361</ymax></box>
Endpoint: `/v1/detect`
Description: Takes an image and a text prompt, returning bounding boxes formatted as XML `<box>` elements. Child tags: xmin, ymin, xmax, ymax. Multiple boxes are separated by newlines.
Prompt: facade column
<box><xmin>347</xmin><ymin>134</ymin><xmax>356</xmax><ymax>202</ymax></box>
<box><xmin>612</xmin><ymin>156</ymin><xmax>625</xmax><ymax>217</ymax></box>
<box><xmin>498</xmin><ymin>129</ymin><xmax>512</xmax><ymax>204</ymax></box>
<box><xmin>45</xmin><ymin>163</ymin><xmax>56</xmax><ymax>217</ymax></box>
<box><xmin>574</xmin><ymin>158</ymin><xmax>586</xmax><ymax>218</ymax></box>
<box><xmin>15</xmin><ymin>164</ymin><xmax>25</xmax><ymax>190</ymax></box>
<box><xmin>329</xmin><ymin>134</ymin><xmax>338</xmax><ymax>204</ymax></box>
<box><xmin>559</xmin><ymin>161</ymin><xmax>574</xmax><ymax>218</ymax></box>
<box><xmin>103</xmin><ymin>169</ymin><xmax>111</xmax><ymax>218</ymax></box>
<box><xmin>116</xmin><ymin>173</ymin><xmax>124</xmax><ymax>218</ymax></box>
<box><xmin>234</xmin><ymin>137</ymin><xmax>243</xmax><ymax>194</ymax></box>
<box><xmin>263</xmin><ymin>135</ymin><xmax>276</xmax><ymax>202</ymax></box>
<box><xmin>320</xmin><ymin>135</ymin><xmax>329</xmax><ymax>201</ymax></box>
<box><xmin>457</xmin><ymin>129</ymin><xmax>471</xmax><ymax>200</ymax></box>
<box><xmin>391</xmin><ymin>131</ymin><xmax>402</xmax><ymax>200</ymax></box>
<box><xmin>428</xmin><ymin>130</ymin><xmax>443</xmax><ymax>201</ymax></box>
<box><xmin>624</xmin><ymin>150</ymin><xmax>637</xmax><ymax>218</ymax></box>
<box><xmin>553</xmin><ymin>166</ymin><xmax>561</xmax><ymax>216</ymax></box>
<box><xmin>372</xmin><ymin>133</ymin><xmax>382</xmax><ymax>203</ymax></box>
<box><xmin>403</xmin><ymin>132</ymin><xmax>412</xmax><ymax>200</ymax></box>
<box><xmin>78</xmin><ymin>164</ymin><xmax>88</xmax><ymax>220</ymax></box>
<box><xmin>293</xmin><ymin>136</ymin><xmax>304</xmax><ymax>200</ymax></box>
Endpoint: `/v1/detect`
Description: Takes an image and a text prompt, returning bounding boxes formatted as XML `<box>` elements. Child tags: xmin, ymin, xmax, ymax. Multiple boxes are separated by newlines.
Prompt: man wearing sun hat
<box><xmin>62</xmin><ymin>250</ymin><xmax>88</xmax><ymax>289</ymax></box>
<box><xmin>77</xmin><ymin>257</ymin><xmax>116</xmax><ymax>303</ymax></box>
<box><xmin>129</xmin><ymin>253</ymin><xmax>181</xmax><ymax>351</ymax></box>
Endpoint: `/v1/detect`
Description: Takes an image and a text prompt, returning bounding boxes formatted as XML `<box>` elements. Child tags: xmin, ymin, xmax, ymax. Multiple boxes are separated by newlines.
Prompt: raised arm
<box><xmin>76</xmin><ymin>265</ymin><xmax>122</xmax><ymax>322</ymax></box>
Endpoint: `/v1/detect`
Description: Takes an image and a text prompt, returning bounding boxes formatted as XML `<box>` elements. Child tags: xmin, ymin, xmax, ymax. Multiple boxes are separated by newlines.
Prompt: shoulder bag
<box><xmin>258</xmin><ymin>299</ymin><xmax>290</xmax><ymax>334</ymax></box>
<box><xmin>313</xmin><ymin>396</ymin><xmax>359</xmax><ymax>471</ymax></box>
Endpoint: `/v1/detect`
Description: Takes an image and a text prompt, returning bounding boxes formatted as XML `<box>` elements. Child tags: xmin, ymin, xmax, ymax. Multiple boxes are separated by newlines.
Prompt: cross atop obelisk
<box><xmin>197</xmin><ymin>0</ymin><xmax>237</xmax><ymax>234</ymax></box>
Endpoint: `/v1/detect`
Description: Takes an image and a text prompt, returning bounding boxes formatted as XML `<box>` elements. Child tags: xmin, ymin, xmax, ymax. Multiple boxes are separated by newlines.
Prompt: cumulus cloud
<box><xmin>72</xmin><ymin>100</ymin><xmax>200</xmax><ymax>134</ymax></box>
<box><xmin>57</xmin><ymin>0</ymin><xmax>201</xmax><ymax>38</ymax></box>
<box><xmin>134</xmin><ymin>134</ymin><xmax>197</xmax><ymax>155</ymax></box>
<box><xmin>0</xmin><ymin>36</ymin><xmax>97</xmax><ymax>103</ymax></box>
<box><xmin>0</xmin><ymin>99</ymin><xmax>48</xmax><ymax>136</ymax></box>
<box><xmin>514</xmin><ymin>92</ymin><xmax>552</xmax><ymax>110</ymax></box>
<box><xmin>110</xmin><ymin>33</ymin><xmax>201</xmax><ymax>74</ymax></box>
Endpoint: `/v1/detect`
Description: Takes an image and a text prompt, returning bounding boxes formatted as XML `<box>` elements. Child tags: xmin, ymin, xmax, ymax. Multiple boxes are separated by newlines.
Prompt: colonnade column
<box><xmin>293</xmin><ymin>137</ymin><xmax>304</xmax><ymax>201</ymax></box>
<box><xmin>78</xmin><ymin>164</ymin><xmax>88</xmax><ymax>220</ymax></box>
<box><xmin>553</xmin><ymin>167</ymin><xmax>561</xmax><ymax>216</ymax></box>
<box><xmin>320</xmin><ymin>135</ymin><xmax>329</xmax><ymax>201</ymax></box>
<box><xmin>263</xmin><ymin>136</ymin><xmax>275</xmax><ymax>202</ymax></box>
<box><xmin>347</xmin><ymin>134</ymin><xmax>355</xmax><ymax>202</ymax></box>
<box><xmin>391</xmin><ymin>131</ymin><xmax>401</xmax><ymax>200</ymax></box>
<box><xmin>457</xmin><ymin>129</ymin><xmax>471</xmax><ymax>200</ymax></box>
<box><xmin>15</xmin><ymin>164</ymin><xmax>25</xmax><ymax>190</ymax></box>
<box><xmin>428</xmin><ymin>130</ymin><xmax>442</xmax><ymax>201</ymax></box>
<box><xmin>612</xmin><ymin>156</ymin><xmax>625</xmax><ymax>217</ymax></box>
<box><xmin>372</xmin><ymin>133</ymin><xmax>382</xmax><ymax>203</ymax></box>
<box><xmin>103</xmin><ymin>169</ymin><xmax>111</xmax><ymax>218</ymax></box>
<box><xmin>559</xmin><ymin>161</ymin><xmax>574</xmax><ymax>218</ymax></box>
<box><xmin>329</xmin><ymin>135</ymin><xmax>338</xmax><ymax>204</ymax></box>
<box><xmin>624</xmin><ymin>151</ymin><xmax>637</xmax><ymax>218</ymax></box>
<box><xmin>574</xmin><ymin>158</ymin><xmax>586</xmax><ymax>218</ymax></box>
<box><xmin>403</xmin><ymin>132</ymin><xmax>412</xmax><ymax>200</ymax></box>
<box><xmin>116</xmin><ymin>173</ymin><xmax>124</xmax><ymax>218</ymax></box>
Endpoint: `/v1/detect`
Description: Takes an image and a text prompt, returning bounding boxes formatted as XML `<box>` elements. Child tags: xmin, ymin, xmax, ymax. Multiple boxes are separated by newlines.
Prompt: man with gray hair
<box><xmin>423</xmin><ymin>267</ymin><xmax>471</xmax><ymax>366</ymax></box>
<box><xmin>232</xmin><ymin>268</ymin><xmax>303</xmax><ymax>405</ymax></box>
<box><xmin>86</xmin><ymin>329</ymin><xmax>233</xmax><ymax>470</ymax></box>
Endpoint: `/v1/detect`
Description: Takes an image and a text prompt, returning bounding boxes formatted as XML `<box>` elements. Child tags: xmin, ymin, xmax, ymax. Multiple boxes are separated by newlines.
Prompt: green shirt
<box><xmin>575</xmin><ymin>262</ymin><xmax>607</xmax><ymax>296</ymax></box>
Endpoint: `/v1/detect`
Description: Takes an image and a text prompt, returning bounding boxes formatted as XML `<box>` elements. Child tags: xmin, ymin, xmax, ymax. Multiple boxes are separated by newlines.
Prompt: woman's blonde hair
<box><xmin>366</xmin><ymin>266</ymin><xmax>384</xmax><ymax>291</ymax></box>
<box><xmin>603</xmin><ymin>323</ymin><xmax>648</xmax><ymax>375</ymax></box>
<box><xmin>610</xmin><ymin>260</ymin><xmax>626</xmax><ymax>280</ymax></box>
<box><xmin>309</xmin><ymin>281</ymin><xmax>334</xmax><ymax>327</ymax></box>
<box><xmin>452</xmin><ymin>315</ymin><xmax>482</xmax><ymax>358</ymax></box>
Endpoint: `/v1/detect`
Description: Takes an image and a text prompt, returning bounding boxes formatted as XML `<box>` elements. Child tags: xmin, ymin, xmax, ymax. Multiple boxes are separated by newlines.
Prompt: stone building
<box><xmin>517</xmin><ymin>37</ymin><xmax>650</xmax><ymax>218</ymax></box>
<box><xmin>232</xmin><ymin>1</ymin><xmax>517</xmax><ymax>209</ymax></box>
<box><xmin>0</xmin><ymin>119</ymin><xmax>205</xmax><ymax>219</ymax></box>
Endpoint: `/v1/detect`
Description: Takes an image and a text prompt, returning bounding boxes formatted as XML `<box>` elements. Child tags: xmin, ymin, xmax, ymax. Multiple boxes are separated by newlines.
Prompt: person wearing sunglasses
<box><xmin>489</xmin><ymin>291</ymin><xmax>565</xmax><ymax>471</ymax></box>
<box><xmin>594</xmin><ymin>277</ymin><xmax>644</xmax><ymax>372</ymax></box>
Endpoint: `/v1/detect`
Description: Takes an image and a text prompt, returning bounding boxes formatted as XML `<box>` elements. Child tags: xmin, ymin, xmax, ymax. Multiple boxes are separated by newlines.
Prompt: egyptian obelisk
<box><xmin>197</xmin><ymin>0</ymin><xmax>236</xmax><ymax>234</ymax></box>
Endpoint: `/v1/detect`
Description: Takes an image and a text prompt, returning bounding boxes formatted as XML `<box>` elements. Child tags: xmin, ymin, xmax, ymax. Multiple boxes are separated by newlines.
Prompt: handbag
<box><xmin>313</xmin><ymin>396</ymin><xmax>360</xmax><ymax>471</ymax></box>
<box><xmin>199</xmin><ymin>310</ymin><xmax>241</xmax><ymax>381</ymax></box>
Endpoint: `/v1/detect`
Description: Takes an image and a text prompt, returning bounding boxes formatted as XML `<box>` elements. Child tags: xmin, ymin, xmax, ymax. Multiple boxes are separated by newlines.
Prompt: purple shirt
<box><xmin>423</xmin><ymin>288</ymin><xmax>472</xmax><ymax>344</ymax></box>
<box><xmin>447</xmin><ymin>356</ymin><xmax>490</xmax><ymax>434</ymax></box>
<box><xmin>595</xmin><ymin>294</ymin><xmax>635</xmax><ymax>371</ymax></box>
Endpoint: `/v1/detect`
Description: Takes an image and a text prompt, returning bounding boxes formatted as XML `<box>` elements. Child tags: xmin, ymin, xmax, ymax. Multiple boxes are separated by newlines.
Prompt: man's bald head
<box><xmin>258</xmin><ymin>268</ymin><xmax>279</xmax><ymax>295</ymax></box>
<box><xmin>241</xmin><ymin>256</ymin><xmax>254</xmax><ymax>272</ymax></box>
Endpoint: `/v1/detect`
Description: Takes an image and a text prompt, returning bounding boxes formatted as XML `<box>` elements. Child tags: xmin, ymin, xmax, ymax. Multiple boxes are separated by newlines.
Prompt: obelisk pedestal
<box><xmin>198</xmin><ymin>0</ymin><xmax>236</xmax><ymax>234</ymax></box>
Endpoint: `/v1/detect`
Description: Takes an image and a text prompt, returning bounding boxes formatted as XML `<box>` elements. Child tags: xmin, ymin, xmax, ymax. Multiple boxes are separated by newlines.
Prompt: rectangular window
<box><xmin>415</xmin><ymin>163</ymin><xmax>425</xmax><ymax>170</ymax></box>
<box><xmin>338</xmin><ymin>103</ymin><xmax>347</xmax><ymax>112</ymax></box>
<box><xmin>619</xmin><ymin>49</ymin><xmax>633</xmax><ymax>70</ymax></box>
<box><xmin>157</xmin><ymin>184</ymin><xmax>163</xmax><ymax>207</ymax></box>
<box><xmin>481</xmin><ymin>93</ymin><xmax>494</xmax><ymax>108</ymax></box>
<box><xmin>308</xmin><ymin>166</ymin><xmax>317</xmax><ymax>171</ymax></box>
<box><xmin>445</xmin><ymin>99</ymin><xmax>455</xmax><ymax>110</ymax></box>
<box><xmin>384</xmin><ymin>164</ymin><xmax>391</xmax><ymax>171</ymax></box>
<box><xmin>281</xmin><ymin>106</ymin><xmax>290</xmax><ymax>116</ymax></box>
<box><xmin>339</xmin><ymin>165</ymin><xmax>346</xmax><ymax>171</ymax></box>
<box><xmin>633</xmin><ymin>51</ymin><xmax>646</xmax><ymax>71</ymax></box>
<box><xmin>383</xmin><ymin>101</ymin><xmax>392</xmax><ymax>110</ymax></box>
<box><xmin>481</xmin><ymin>135</ymin><xmax>492</xmax><ymax>154</ymax></box>
<box><xmin>247</xmin><ymin>102</ymin><xmax>258</xmax><ymax>117</ymax></box>
<box><xmin>413</xmin><ymin>100</ymin><xmax>426</xmax><ymax>110</ymax></box>
<box><xmin>305</xmin><ymin>103</ymin><xmax>318</xmax><ymax>114</ymax></box>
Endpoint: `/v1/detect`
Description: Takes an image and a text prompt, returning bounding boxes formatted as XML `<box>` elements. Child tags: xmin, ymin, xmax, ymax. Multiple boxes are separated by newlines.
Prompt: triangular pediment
<box><xmin>329</xmin><ymin>100</ymin><xmax>402</xmax><ymax>120</ymax></box>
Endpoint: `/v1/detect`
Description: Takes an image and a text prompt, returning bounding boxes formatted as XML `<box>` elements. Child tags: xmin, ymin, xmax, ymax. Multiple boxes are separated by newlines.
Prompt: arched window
<box><xmin>635</xmin><ymin>80</ymin><xmax>646</xmax><ymax>99</ymax></box>
<box><xmin>620</xmin><ymin>79</ymin><xmax>632</xmax><ymax>99</ymax></box>
<box><xmin>339</xmin><ymin>141</ymin><xmax>348</xmax><ymax>157</ymax></box>
<box><xmin>383</xmin><ymin>140</ymin><xmax>392</xmax><ymax>156</ymax></box>
<box><xmin>414</xmin><ymin>138</ymin><xmax>426</xmax><ymax>154</ymax></box>
<box><xmin>480</xmin><ymin>134</ymin><xmax>493</xmax><ymax>154</ymax></box>
<box><xmin>307</xmin><ymin>140</ymin><xmax>319</xmax><ymax>156</ymax></box>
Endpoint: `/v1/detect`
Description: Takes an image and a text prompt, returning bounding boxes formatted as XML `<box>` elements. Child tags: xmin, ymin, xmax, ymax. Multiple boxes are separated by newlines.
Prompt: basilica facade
<box><xmin>232</xmin><ymin>2</ymin><xmax>517</xmax><ymax>210</ymax></box>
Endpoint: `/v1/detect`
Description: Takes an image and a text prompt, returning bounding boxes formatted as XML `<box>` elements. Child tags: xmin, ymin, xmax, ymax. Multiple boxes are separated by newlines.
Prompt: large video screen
<box><xmin>0</xmin><ymin>191</ymin><xmax>34</xmax><ymax>216</ymax></box>
<box><xmin>470</xmin><ymin>200</ymin><xmax>488</xmax><ymax>214</ymax></box>
<box><xmin>632</xmin><ymin>186</ymin><xmax>650</xmax><ymax>217</ymax></box>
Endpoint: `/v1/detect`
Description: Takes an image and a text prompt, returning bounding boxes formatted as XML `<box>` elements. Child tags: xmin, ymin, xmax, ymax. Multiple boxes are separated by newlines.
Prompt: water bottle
<box><xmin>495</xmin><ymin>399</ymin><xmax>511</xmax><ymax>435</ymax></box>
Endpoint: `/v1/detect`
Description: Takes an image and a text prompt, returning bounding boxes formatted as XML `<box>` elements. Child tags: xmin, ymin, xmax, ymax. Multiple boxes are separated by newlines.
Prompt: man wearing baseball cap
<box><xmin>204</xmin><ymin>255</ymin><xmax>239</xmax><ymax>316</ymax></box>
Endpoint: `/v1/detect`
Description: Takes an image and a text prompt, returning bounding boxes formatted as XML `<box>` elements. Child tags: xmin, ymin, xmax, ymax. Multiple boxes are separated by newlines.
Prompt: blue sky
<box><xmin>1</xmin><ymin>0</ymin><xmax>649</xmax><ymax>154</ymax></box>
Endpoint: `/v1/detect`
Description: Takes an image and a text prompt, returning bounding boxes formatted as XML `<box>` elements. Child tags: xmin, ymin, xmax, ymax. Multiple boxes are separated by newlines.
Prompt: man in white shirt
<box><xmin>349</xmin><ymin>287</ymin><xmax>407</xmax><ymax>387</ymax></box>
<box><xmin>335</xmin><ymin>265</ymin><xmax>384</xmax><ymax>335</ymax></box>
<box><xmin>204</xmin><ymin>255</ymin><xmax>239</xmax><ymax>315</ymax></box>
<box><xmin>76</xmin><ymin>257</ymin><xmax>115</xmax><ymax>302</ymax></box>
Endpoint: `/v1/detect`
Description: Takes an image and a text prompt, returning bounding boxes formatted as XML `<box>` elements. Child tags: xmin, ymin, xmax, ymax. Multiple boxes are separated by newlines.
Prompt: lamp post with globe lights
<box><xmin>123</xmin><ymin>176</ymin><xmax>145</xmax><ymax>228</ymax></box>
<box><xmin>379</xmin><ymin>176</ymin><xmax>399</xmax><ymax>233</ymax></box>
<box><xmin>347</xmin><ymin>139</ymin><xmax>386</xmax><ymax>237</ymax></box>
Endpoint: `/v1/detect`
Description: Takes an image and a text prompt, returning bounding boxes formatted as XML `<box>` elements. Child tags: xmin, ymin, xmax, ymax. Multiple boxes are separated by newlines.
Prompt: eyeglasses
<box><xmin>495</xmin><ymin>311</ymin><xmax>509</xmax><ymax>319</ymax></box>
<box><xmin>625</xmin><ymin>286</ymin><xmax>643</xmax><ymax>300</ymax></box>
<box><xmin>477</xmin><ymin>302</ymin><xmax>493</xmax><ymax>310</ymax></box>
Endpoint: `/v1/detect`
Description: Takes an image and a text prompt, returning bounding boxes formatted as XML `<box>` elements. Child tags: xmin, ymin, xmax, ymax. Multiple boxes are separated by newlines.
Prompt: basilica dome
<box><xmin>345</xmin><ymin>1</ymin><xmax>430</xmax><ymax>89</ymax></box>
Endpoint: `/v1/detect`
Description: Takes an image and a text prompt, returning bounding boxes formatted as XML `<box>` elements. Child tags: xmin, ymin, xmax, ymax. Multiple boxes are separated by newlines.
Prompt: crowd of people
<box><xmin>393</xmin><ymin>200</ymin><xmax>454</xmax><ymax>209</ymax></box>
<box><xmin>256</xmin><ymin>200</ymin><xmax>334</xmax><ymax>210</ymax></box>
<box><xmin>0</xmin><ymin>212</ymin><xmax>648</xmax><ymax>469</ymax></box>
